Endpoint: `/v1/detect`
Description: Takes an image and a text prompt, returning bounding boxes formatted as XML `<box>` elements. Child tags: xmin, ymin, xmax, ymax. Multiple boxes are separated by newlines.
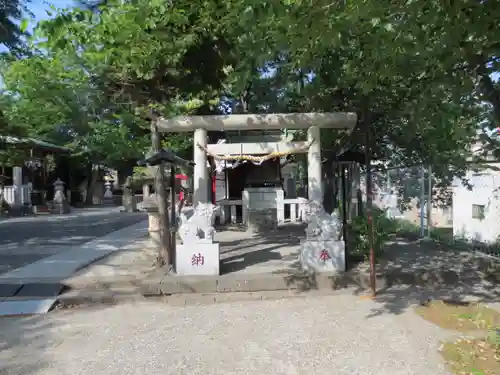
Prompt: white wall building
<box><xmin>452</xmin><ymin>165</ymin><xmax>500</xmax><ymax>243</ymax></box>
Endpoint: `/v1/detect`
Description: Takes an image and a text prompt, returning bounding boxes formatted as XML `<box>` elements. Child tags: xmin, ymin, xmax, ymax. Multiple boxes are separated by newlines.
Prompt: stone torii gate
<box><xmin>157</xmin><ymin>112</ymin><xmax>357</xmax><ymax>207</ymax></box>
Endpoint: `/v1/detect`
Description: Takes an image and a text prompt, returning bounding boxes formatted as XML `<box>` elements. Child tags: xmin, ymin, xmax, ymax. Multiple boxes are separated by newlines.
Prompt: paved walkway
<box><xmin>0</xmin><ymin>220</ymin><xmax>148</xmax><ymax>281</ymax></box>
<box><xmin>0</xmin><ymin>293</ymin><xmax>451</xmax><ymax>375</ymax></box>
<box><xmin>218</xmin><ymin>224</ymin><xmax>301</xmax><ymax>275</ymax></box>
<box><xmin>0</xmin><ymin>208</ymin><xmax>146</xmax><ymax>275</ymax></box>
<box><xmin>0</xmin><ymin>216</ymin><xmax>149</xmax><ymax>316</ymax></box>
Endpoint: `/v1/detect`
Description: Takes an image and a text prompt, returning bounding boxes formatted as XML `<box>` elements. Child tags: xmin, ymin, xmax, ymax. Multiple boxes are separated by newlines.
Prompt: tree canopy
<box><xmin>0</xmin><ymin>0</ymin><xmax>31</xmax><ymax>54</ymax></box>
<box><xmin>0</xmin><ymin>0</ymin><xmax>497</xmax><ymax>186</ymax></box>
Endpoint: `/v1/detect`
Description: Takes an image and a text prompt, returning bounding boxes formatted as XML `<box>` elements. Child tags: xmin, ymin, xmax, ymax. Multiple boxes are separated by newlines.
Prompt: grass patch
<box><xmin>416</xmin><ymin>300</ymin><xmax>500</xmax><ymax>332</ymax></box>
<box><xmin>440</xmin><ymin>337</ymin><xmax>499</xmax><ymax>375</ymax></box>
<box><xmin>415</xmin><ymin>300</ymin><xmax>500</xmax><ymax>375</ymax></box>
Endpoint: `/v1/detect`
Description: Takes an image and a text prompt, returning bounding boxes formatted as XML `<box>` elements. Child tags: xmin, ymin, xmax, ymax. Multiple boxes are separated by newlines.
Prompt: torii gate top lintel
<box><xmin>157</xmin><ymin>112</ymin><xmax>357</xmax><ymax>132</ymax></box>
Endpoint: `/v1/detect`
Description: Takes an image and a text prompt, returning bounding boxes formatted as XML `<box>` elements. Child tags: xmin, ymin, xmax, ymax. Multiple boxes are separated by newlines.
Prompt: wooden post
<box><xmin>151</xmin><ymin>119</ymin><xmax>171</xmax><ymax>267</ymax></box>
<box><xmin>365</xmin><ymin>126</ymin><xmax>376</xmax><ymax>297</ymax></box>
<box><xmin>427</xmin><ymin>165</ymin><xmax>432</xmax><ymax>237</ymax></box>
<box><xmin>170</xmin><ymin>164</ymin><xmax>177</xmax><ymax>271</ymax></box>
<box><xmin>341</xmin><ymin>165</ymin><xmax>348</xmax><ymax>246</ymax></box>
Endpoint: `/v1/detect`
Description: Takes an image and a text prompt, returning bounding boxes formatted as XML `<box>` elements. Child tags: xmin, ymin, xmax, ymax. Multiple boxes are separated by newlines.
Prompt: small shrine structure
<box><xmin>158</xmin><ymin>113</ymin><xmax>357</xmax><ymax>231</ymax></box>
<box><xmin>154</xmin><ymin>112</ymin><xmax>357</xmax><ymax>276</ymax></box>
<box><xmin>0</xmin><ymin>136</ymin><xmax>71</xmax><ymax>214</ymax></box>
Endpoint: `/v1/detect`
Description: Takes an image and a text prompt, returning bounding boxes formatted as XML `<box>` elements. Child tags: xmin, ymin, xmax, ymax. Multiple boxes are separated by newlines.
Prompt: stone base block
<box><xmin>246</xmin><ymin>209</ymin><xmax>277</xmax><ymax>233</ymax></box>
<box><xmin>299</xmin><ymin>239</ymin><xmax>345</xmax><ymax>274</ymax></box>
<box><xmin>176</xmin><ymin>242</ymin><xmax>220</xmax><ymax>276</ymax></box>
<box><xmin>50</xmin><ymin>202</ymin><xmax>70</xmax><ymax>214</ymax></box>
<box><xmin>102</xmin><ymin>197</ymin><xmax>115</xmax><ymax>206</ymax></box>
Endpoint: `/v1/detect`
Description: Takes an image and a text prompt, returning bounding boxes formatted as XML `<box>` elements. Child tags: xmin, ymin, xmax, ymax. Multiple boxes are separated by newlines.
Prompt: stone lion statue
<box><xmin>303</xmin><ymin>200</ymin><xmax>342</xmax><ymax>240</ymax></box>
<box><xmin>178</xmin><ymin>202</ymin><xmax>219</xmax><ymax>243</ymax></box>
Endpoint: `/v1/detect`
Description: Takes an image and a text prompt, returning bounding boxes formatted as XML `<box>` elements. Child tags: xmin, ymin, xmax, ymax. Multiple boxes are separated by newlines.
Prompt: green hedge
<box><xmin>345</xmin><ymin>206</ymin><xmax>397</xmax><ymax>259</ymax></box>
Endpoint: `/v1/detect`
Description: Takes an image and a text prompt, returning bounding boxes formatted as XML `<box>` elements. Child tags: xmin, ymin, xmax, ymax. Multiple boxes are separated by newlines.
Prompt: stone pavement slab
<box><xmin>0</xmin><ymin>210</ymin><xmax>146</xmax><ymax>275</ymax></box>
<box><xmin>0</xmin><ymin>206</ymin><xmax>124</xmax><ymax>225</ymax></box>
<box><xmin>0</xmin><ymin>294</ymin><xmax>452</xmax><ymax>375</ymax></box>
<box><xmin>66</xmin><ymin>237</ymin><xmax>156</xmax><ymax>284</ymax></box>
<box><xmin>15</xmin><ymin>283</ymin><xmax>63</xmax><ymax>298</ymax></box>
<box><xmin>0</xmin><ymin>284</ymin><xmax>22</xmax><ymax>300</ymax></box>
<box><xmin>0</xmin><ymin>299</ymin><xmax>56</xmax><ymax>316</ymax></box>
<box><xmin>0</xmin><ymin>220</ymin><xmax>149</xmax><ymax>316</ymax></box>
<box><xmin>0</xmin><ymin>220</ymin><xmax>148</xmax><ymax>280</ymax></box>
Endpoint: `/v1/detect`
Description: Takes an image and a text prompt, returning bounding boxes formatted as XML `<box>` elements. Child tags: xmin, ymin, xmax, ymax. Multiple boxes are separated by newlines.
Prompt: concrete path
<box><xmin>0</xmin><ymin>293</ymin><xmax>451</xmax><ymax>375</ymax></box>
<box><xmin>0</xmin><ymin>220</ymin><xmax>148</xmax><ymax>280</ymax></box>
<box><xmin>0</xmin><ymin>212</ymin><xmax>149</xmax><ymax>317</ymax></box>
<box><xmin>218</xmin><ymin>224</ymin><xmax>301</xmax><ymax>275</ymax></box>
<box><xmin>66</xmin><ymin>237</ymin><xmax>156</xmax><ymax>284</ymax></box>
<box><xmin>0</xmin><ymin>208</ymin><xmax>147</xmax><ymax>275</ymax></box>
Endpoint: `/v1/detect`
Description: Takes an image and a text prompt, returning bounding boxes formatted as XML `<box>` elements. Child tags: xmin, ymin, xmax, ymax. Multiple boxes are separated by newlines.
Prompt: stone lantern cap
<box><xmin>137</xmin><ymin>148</ymin><xmax>195</xmax><ymax>168</ymax></box>
<box><xmin>141</xmin><ymin>193</ymin><xmax>160</xmax><ymax>213</ymax></box>
<box><xmin>53</xmin><ymin>178</ymin><xmax>64</xmax><ymax>187</ymax></box>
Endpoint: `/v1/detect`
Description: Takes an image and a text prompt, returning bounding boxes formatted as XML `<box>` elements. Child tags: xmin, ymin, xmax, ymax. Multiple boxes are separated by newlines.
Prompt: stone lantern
<box><xmin>140</xmin><ymin>193</ymin><xmax>161</xmax><ymax>246</ymax></box>
<box><xmin>103</xmin><ymin>179</ymin><xmax>115</xmax><ymax>206</ymax></box>
<box><xmin>52</xmin><ymin>178</ymin><xmax>70</xmax><ymax>214</ymax></box>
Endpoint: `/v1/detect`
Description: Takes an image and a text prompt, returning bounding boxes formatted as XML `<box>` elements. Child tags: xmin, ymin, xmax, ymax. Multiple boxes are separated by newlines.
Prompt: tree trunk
<box><xmin>151</xmin><ymin>119</ymin><xmax>171</xmax><ymax>267</ymax></box>
<box><xmin>84</xmin><ymin>164</ymin><xmax>99</xmax><ymax>206</ymax></box>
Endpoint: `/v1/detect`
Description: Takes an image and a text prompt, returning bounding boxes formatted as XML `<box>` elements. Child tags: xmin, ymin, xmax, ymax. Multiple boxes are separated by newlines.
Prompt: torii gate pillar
<box><xmin>307</xmin><ymin>125</ymin><xmax>322</xmax><ymax>203</ymax></box>
<box><xmin>193</xmin><ymin>128</ymin><xmax>209</xmax><ymax>205</ymax></box>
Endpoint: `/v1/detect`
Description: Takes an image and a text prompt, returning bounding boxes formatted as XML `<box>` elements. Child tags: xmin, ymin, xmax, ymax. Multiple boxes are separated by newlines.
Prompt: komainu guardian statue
<box><xmin>303</xmin><ymin>200</ymin><xmax>342</xmax><ymax>240</ymax></box>
<box><xmin>178</xmin><ymin>202</ymin><xmax>219</xmax><ymax>243</ymax></box>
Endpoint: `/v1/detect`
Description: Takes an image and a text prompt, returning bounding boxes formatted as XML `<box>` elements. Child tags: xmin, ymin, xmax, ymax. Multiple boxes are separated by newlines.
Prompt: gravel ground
<box><xmin>0</xmin><ymin>293</ymin><xmax>452</xmax><ymax>375</ymax></box>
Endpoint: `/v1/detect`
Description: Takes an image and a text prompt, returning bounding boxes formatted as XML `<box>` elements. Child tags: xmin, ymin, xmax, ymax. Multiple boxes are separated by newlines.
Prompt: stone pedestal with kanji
<box><xmin>175</xmin><ymin>202</ymin><xmax>220</xmax><ymax>276</ymax></box>
<box><xmin>298</xmin><ymin>200</ymin><xmax>346</xmax><ymax>274</ymax></box>
<box><xmin>299</xmin><ymin>239</ymin><xmax>345</xmax><ymax>273</ymax></box>
<box><xmin>176</xmin><ymin>240</ymin><xmax>220</xmax><ymax>276</ymax></box>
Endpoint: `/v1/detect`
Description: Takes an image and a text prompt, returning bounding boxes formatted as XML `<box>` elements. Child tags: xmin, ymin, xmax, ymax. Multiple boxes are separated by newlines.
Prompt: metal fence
<box><xmin>363</xmin><ymin>164</ymin><xmax>500</xmax><ymax>260</ymax></box>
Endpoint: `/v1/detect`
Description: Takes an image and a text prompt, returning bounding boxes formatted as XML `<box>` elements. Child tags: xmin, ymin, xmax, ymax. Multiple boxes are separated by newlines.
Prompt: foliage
<box><xmin>0</xmin><ymin>0</ymin><xmax>498</xmax><ymax>263</ymax></box>
<box><xmin>1</xmin><ymin>50</ymin><xmax>151</xmax><ymax>168</ymax></box>
<box><xmin>0</xmin><ymin>0</ymin><xmax>31</xmax><ymax>54</ymax></box>
<box><xmin>0</xmin><ymin>94</ymin><xmax>30</xmax><ymax>168</ymax></box>
<box><xmin>0</xmin><ymin>0</ymin><xmax>498</xmax><ymax>197</ymax></box>
<box><xmin>346</xmin><ymin>207</ymin><xmax>396</xmax><ymax>259</ymax></box>
<box><xmin>2</xmin><ymin>0</ymin><xmax>492</xmax><ymax>176</ymax></box>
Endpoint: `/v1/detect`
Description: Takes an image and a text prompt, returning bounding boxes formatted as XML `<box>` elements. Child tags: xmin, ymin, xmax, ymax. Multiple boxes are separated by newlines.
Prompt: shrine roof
<box><xmin>0</xmin><ymin>136</ymin><xmax>71</xmax><ymax>153</ymax></box>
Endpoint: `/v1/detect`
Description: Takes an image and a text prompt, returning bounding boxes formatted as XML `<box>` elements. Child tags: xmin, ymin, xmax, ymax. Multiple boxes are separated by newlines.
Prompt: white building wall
<box><xmin>452</xmin><ymin>168</ymin><xmax>500</xmax><ymax>243</ymax></box>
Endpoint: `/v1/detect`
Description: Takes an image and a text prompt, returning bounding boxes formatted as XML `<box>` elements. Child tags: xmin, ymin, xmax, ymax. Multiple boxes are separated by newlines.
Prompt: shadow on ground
<box><xmin>235</xmin><ymin>229</ymin><xmax>500</xmax><ymax>315</ymax></box>
<box><xmin>218</xmin><ymin>224</ymin><xmax>304</xmax><ymax>274</ymax></box>
<box><xmin>360</xmin><ymin>237</ymin><xmax>500</xmax><ymax>317</ymax></box>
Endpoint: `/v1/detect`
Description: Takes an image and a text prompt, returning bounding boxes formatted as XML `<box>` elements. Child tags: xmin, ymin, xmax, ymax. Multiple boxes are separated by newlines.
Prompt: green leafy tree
<box><xmin>2</xmin><ymin>0</ymin><xmax>495</xmax><ymax>258</ymax></box>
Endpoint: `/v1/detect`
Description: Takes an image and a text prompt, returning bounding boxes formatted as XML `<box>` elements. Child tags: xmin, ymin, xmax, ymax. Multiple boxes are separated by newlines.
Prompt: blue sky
<box><xmin>28</xmin><ymin>0</ymin><xmax>75</xmax><ymax>30</ymax></box>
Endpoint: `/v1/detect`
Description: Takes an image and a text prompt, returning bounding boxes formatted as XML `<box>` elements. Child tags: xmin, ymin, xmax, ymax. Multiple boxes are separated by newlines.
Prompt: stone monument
<box><xmin>51</xmin><ymin>178</ymin><xmax>70</xmax><ymax>214</ymax></box>
<box><xmin>121</xmin><ymin>177</ymin><xmax>137</xmax><ymax>212</ymax></box>
<box><xmin>299</xmin><ymin>200</ymin><xmax>345</xmax><ymax>273</ymax></box>
<box><xmin>176</xmin><ymin>202</ymin><xmax>220</xmax><ymax>276</ymax></box>
<box><xmin>242</xmin><ymin>187</ymin><xmax>284</xmax><ymax>233</ymax></box>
